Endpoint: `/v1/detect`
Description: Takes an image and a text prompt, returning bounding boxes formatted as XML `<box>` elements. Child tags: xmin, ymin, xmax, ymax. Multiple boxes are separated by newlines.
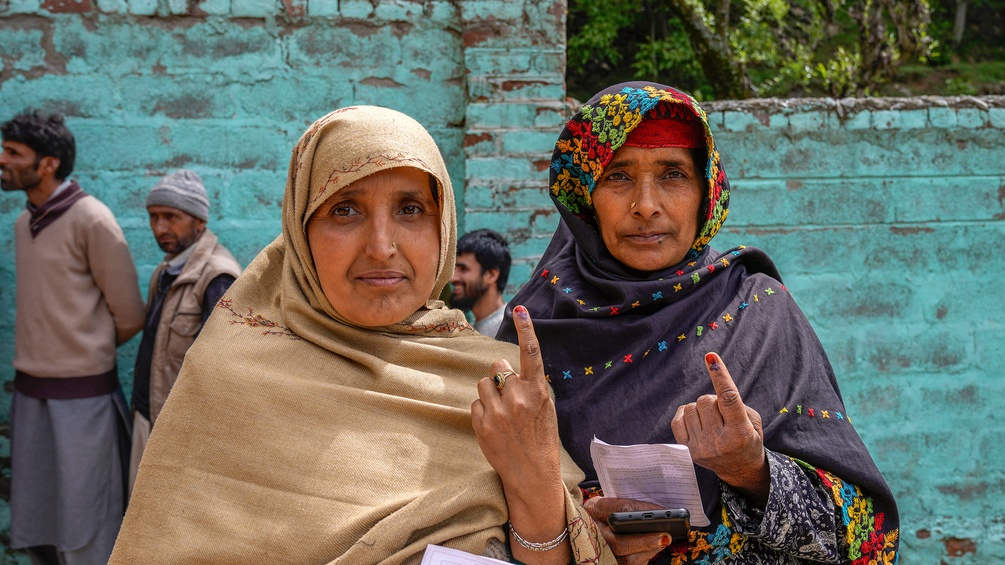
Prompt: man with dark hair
<box><xmin>450</xmin><ymin>228</ymin><xmax>511</xmax><ymax>336</ymax></box>
<box><xmin>128</xmin><ymin>169</ymin><xmax>241</xmax><ymax>494</ymax></box>
<box><xmin>1</xmin><ymin>110</ymin><xmax>145</xmax><ymax>564</ymax></box>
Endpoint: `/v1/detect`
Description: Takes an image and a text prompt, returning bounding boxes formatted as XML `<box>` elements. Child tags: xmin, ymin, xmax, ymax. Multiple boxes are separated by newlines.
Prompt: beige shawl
<box><xmin>111</xmin><ymin>107</ymin><xmax>609</xmax><ymax>564</ymax></box>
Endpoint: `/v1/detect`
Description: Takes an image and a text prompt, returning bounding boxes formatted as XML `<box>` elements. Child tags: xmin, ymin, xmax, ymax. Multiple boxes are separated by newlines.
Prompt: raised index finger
<box><xmin>704</xmin><ymin>352</ymin><xmax>747</xmax><ymax>424</ymax></box>
<box><xmin>512</xmin><ymin>305</ymin><xmax>544</xmax><ymax>385</ymax></box>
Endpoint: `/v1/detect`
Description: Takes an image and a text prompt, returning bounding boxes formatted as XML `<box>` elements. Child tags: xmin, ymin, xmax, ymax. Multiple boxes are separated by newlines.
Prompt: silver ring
<box><xmin>493</xmin><ymin>371</ymin><xmax>515</xmax><ymax>391</ymax></box>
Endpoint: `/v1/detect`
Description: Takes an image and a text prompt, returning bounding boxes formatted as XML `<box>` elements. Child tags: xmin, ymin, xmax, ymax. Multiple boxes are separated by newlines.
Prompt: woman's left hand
<box><xmin>582</xmin><ymin>496</ymin><xmax>672</xmax><ymax>565</ymax></box>
<box><xmin>472</xmin><ymin>305</ymin><xmax>570</xmax><ymax>563</ymax></box>
<box><xmin>671</xmin><ymin>352</ymin><xmax>770</xmax><ymax>507</ymax></box>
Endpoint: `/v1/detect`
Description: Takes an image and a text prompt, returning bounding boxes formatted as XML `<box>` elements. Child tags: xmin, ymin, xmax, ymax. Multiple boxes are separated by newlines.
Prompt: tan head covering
<box><xmin>282</xmin><ymin>105</ymin><xmax>462</xmax><ymax>336</ymax></box>
<box><xmin>112</xmin><ymin>107</ymin><xmax>609</xmax><ymax>564</ymax></box>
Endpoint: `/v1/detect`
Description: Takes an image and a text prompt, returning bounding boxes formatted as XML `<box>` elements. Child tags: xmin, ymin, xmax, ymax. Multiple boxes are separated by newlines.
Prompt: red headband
<box><xmin>623</xmin><ymin>117</ymin><xmax>705</xmax><ymax>149</ymax></box>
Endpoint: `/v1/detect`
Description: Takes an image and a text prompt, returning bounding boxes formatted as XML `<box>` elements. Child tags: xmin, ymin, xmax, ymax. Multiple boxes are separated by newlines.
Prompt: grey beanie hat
<box><xmin>146</xmin><ymin>169</ymin><xmax>210</xmax><ymax>221</ymax></box>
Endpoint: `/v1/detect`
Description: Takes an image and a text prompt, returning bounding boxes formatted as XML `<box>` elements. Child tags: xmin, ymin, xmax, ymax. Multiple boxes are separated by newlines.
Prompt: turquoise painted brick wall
<box><xmin>703</xmin><ymin>97</ymin><xmax>1005</xmax><ymax>564</ymax></box>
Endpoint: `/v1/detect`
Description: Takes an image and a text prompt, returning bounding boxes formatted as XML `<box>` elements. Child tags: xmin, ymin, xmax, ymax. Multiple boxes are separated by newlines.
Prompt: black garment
<box><xmin>497</xmin><ymin>82</ymin><xmax>899</xmax><ymax>564</ymax></box>
<box><xmin>132</xmin><ymin>273</ymin><xmax>234</xmax><ymax>420</ymax></box>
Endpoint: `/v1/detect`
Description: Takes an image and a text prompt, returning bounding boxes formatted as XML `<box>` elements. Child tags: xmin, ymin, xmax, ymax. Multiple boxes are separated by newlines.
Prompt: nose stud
<box><xmin>391</xmin><ymin>241</ymin><xmax>396</xmax><ymax>249</ymax></box>
<box><xmin>630</xmin><ymin>201</ymin><xmax>636</xmax><ymax>209</ymax></box>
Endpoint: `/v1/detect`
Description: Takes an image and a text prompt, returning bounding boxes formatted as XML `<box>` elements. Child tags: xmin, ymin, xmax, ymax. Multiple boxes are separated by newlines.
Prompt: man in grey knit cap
<box><xmin>129</xmin><ymin>169</ymin><xmax>242</xmax><ymax>494</ymax></box>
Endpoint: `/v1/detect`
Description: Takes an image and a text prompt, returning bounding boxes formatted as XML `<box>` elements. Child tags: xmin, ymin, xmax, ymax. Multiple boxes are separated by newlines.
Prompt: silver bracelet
<box><xmin>508</xmin><ymin>522</ymin><xmax>569</xmax><ymax>552</ymax></box>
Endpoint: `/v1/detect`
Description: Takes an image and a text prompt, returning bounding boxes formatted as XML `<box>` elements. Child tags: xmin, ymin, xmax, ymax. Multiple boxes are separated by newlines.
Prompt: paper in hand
<box><xmin>420</xmin><ymin>544</ymin><xmax>510</xmax><ymax>565</ymax></box>
<box><xmin>591</xmin><ymin>436</ymin><xmax>711</xmax><ymax>527</ymax></box>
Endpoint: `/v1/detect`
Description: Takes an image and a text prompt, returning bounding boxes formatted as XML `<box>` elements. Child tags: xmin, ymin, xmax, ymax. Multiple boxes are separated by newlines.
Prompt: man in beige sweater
<box><xmin>2</xmin><ymin>110</ymin><xmax>145</xmax><ymax>564</ymax></box>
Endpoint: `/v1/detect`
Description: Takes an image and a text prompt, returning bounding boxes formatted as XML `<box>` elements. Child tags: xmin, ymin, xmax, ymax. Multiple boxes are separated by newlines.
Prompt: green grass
<box><xmin>884</xmin><ymin>61</ymin><xmax>1005</xmax><ymax>96</ymax></box>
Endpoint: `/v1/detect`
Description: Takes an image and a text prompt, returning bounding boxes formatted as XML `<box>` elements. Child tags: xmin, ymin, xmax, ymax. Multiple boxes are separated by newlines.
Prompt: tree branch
<box><xmin>664</xmin><ymin>0</ymin><xmax>753</xmax><ymax>99</ymax></box>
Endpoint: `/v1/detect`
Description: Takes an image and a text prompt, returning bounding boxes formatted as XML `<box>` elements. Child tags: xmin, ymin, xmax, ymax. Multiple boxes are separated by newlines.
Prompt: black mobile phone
<box><xmin>607</xmin><ymin>508</ymin><xmax>690</xmax><ymax>538</ymax></box>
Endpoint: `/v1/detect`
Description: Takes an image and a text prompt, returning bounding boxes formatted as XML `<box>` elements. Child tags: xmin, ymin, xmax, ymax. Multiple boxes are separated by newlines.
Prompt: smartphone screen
<box><xmin>607</xmin><ymin>508</ymin><xmax>690</xmax><ymax>538</ymax></box>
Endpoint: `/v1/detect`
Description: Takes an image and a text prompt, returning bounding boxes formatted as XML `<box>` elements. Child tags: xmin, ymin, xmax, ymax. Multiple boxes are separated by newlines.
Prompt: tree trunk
<box><xmin>716</xmin><ymin>0</ymin><xmax>731</xmax><ymax>43</ymax></box>
<box><xmin>953</xmin><ymin>0</ymin><xmax>968</xmax><ymax>46</ymax></box>
<box><xmin>665</xmin><ymin>0</ymin><xmax>753</xmax><ymax>99</ymax></box>
<box><xmin>851</xmin><ymin>0</ymin><xmax>889</xmax><ymax>96</ymax></box>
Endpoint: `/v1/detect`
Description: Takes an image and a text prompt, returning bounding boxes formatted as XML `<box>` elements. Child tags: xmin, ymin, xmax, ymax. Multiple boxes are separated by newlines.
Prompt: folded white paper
<box><xmin>591</xmin><ymin>436</ymin><xmax>710</xmax><ymax>527</ymax></box>
<box><xmin>420</xmin><ymin>544</ymin><xmax>511</xmax><ymax>565</ymax></box>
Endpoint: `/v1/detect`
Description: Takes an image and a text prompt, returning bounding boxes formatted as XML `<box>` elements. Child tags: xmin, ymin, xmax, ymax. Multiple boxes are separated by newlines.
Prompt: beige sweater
<box><xmin>14</xmin><ymin>194</ymin><xmax>145</xmax><ymax>378</ymax></box>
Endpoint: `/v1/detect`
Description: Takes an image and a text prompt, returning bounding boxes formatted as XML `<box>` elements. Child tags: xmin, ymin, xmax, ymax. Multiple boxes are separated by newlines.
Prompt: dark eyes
<box><xmin>327</xmin><ymin>203</ymin><xmax>424</xmax><ymax>218</ymax></box>
<box><xmin>603</xmin><ymin>169</ymin><xmax>687</xmax><ymax>183</ymax></box>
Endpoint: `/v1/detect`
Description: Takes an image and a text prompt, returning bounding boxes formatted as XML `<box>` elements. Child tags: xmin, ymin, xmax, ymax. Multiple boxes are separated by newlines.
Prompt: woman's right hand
<box><xmin>472</xmin><ymin>305</ymin><xmax>570</xmax><ymax>564</ymax></box>
<box><xmin>582</xmin><ymin>496</ymin><xmax>673</xmax><ymax>565</ymax></box>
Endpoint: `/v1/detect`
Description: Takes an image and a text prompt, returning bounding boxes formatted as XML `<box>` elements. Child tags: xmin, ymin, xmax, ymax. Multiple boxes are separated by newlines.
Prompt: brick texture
<box><xmin>707</xmin><ymin>97</ymin><xmax>1005</xmax><ymax>564</ymax></box>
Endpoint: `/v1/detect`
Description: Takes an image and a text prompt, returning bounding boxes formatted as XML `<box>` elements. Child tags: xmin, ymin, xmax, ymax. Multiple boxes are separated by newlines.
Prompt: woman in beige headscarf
<box><xmin>110</xmin><ymin>106</ymin><xmax>612</xmax><ymax>564</ymax></box>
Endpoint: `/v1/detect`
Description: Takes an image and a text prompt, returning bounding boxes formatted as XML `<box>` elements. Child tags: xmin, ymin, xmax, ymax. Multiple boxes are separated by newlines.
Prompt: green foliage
<box><xmin>566</xmin><ymin>0</ymin><xmax>707</xmax><ymax>100</ymax></box>
<box><xmin>630</xmin><ymin>22</ymin><xmax>712</xmax><ymax>100</ymax></box>
<box><xmin>730</xmin><ymin>0</ymin><xmax>792</xmax><ymax>67</ymax></box>
<box><xmin>814</xmin><ymin>46</ymin><xmax>860</xmax><ymax>97</ymax></box>
<box><xmin>567</xmin><ymin>0</ymin><xmax>940</xmax><ymax>100</ymax></box>
<box><xmin>566</xmin><ymin>0</ymin><xmax>640</xmax><ymax>72</ymax></box>
<box><xmin>927</xmin><ymin>0</ymin><xmax>1005</xmax><ymax>62</ymax></box>
<box><xmin>944</xmin><ymin>76</ymin><xmax>978</xmax><ymax>95</ymax></box>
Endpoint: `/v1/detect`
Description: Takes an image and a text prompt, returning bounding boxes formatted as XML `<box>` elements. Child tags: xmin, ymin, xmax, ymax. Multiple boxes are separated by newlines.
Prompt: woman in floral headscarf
<box><xmin>497</xmin><ymin>82</ymin><xmax>899</xmax><ymax>564</ymax></box>
<box><xmin>111</xmin><ymin>106</ymin><xmax>612</xmax><ymax>565</ymax></box>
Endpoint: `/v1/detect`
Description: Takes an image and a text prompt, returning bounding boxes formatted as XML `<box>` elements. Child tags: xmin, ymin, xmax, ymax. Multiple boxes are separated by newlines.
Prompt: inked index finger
<box><xmin>512</xmin><ymin>305</ymin><xmax>544</xmax><ymax>384</ymax></box>
<box><xmin>704</xmin><ymin>352</ymin><xmax>747</xmax><ymax>424</ymax></box>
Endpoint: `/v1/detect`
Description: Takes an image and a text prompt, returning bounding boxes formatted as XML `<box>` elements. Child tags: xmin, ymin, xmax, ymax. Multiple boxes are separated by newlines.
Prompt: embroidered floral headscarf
<box><xmin>551</xmin><ymin>82</ymin><xmax>729</xmax><ymax>261</ymax></box>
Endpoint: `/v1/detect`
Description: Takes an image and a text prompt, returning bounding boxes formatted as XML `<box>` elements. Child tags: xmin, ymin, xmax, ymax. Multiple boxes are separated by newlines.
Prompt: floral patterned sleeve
<box><xmin>720</xmin><ymin>449</ymin><xmax>899</xmax><ymax>564</ymax></box>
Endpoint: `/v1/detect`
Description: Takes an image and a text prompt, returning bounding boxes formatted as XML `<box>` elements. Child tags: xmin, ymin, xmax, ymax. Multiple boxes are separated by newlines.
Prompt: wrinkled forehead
<box><xmin>298</xmin><ymin>108</ymin><xmax>448</xmax><ymax>222</ymax></box>
<box><xmin>315</xmin><ymin>166</ymin><xmax>440</xmax><ymax>207</ymax></box>
<box><xmin>304</xmin><ymin>161</ymin><xmax>443</xmax><ymax>225</ymax></box>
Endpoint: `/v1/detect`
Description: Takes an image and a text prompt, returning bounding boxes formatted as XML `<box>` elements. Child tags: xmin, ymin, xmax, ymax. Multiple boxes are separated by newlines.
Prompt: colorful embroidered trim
<box><xmin>779</xmin><ymin>405</ymin><xmax>853</xmax><ymax>424</ymax></box>
<box><xmin>583</xmin><ymin>488</ymin><xmax>747</xmax><ymax>564</ymax></box>
<box><xmin>535</xmin><ymin>248</ymin><xmax>782</xmax><ymax>382</ymax></box>
<box><xmin>794</xmin><ymin>459</ymin><xmax>899</xmax><ymax>565</ymax></box>
<box><xmin>667</xmin><ymin>507</ymin><xmax>747</xmax><ymax>564</ymax></box>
